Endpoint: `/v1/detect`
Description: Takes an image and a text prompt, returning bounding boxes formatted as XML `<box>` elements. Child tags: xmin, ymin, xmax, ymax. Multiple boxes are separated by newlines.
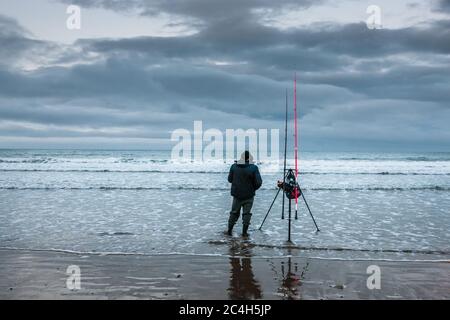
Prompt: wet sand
<box><xmin>0</xmin><ymin>248</ymin><xmax>448</xmax><ymax>299</ymax></box>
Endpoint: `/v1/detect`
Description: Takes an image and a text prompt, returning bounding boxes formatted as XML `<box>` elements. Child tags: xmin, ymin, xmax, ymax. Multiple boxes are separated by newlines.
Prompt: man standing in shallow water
<box><xmin>227</xmin><ymin>151</ymin><xmax>263</xmax><ymax>237</ymax></box>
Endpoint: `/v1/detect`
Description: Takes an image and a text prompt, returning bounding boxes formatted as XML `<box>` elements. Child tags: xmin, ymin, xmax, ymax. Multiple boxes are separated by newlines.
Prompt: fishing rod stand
<box><xmin>258</xmin><ymin>168</ymin><xmax>320</xmax><ymax>242</ymax></box>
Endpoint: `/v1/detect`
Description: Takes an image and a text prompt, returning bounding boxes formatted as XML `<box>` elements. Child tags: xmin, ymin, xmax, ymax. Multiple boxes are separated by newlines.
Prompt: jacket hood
<box><xmin>236</xmin><ymin>151</ymin><xmax>254</xmax><ymax>164</ymax></box>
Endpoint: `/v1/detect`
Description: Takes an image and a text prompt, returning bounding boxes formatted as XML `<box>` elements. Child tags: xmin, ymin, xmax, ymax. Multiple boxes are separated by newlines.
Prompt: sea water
<box><xmin>0</xmin><ymin>149</ymin><xmax>449</xmax><ymax>261</ymax></box>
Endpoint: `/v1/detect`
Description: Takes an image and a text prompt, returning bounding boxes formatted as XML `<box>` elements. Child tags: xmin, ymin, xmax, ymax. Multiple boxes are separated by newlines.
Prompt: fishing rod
<box><xmin>294</xmin><ymin>73</ymin><xmax>299</xmax><ymax>221</ymax></box>
<box><xmin>259</xmin><ymin>74</ymin><xmax>320</xmax><ymax>241</ymax></box>
<box><xmin>282</xmin><ymin>89</ymin><xmax>288</xmax><ymax>220</ymax></box>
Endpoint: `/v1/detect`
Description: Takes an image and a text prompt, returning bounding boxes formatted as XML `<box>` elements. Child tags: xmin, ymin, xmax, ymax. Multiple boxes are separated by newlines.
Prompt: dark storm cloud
<box><xmin>83</xmin><ymin>19</ymin><xmax>450</xmax><ymax>59</ymax></box>
<box><xmin>435</xmin><ymin>0</ymin><xmax>450</xmax><ymax>13</ymax></box>
<box><xmin>59</xmin><ymin>0</ymin><xmax>319</xmax><ymax>22</ymax></box>
<box><xmin>141</xmin><ymin>0</ymin><xmax>317</xmax><ymax>21</ymax></box>
<box><xmin>289</xmin><ymin>21</ymin><xmax>450</xmax><ymax>56</ymax></box>
<box><xmin>304</xmin><ymin>63</ymin><xmax>450</xmax><ymax>104</ymax></box>
<box><xmin>0</xmin><ymin>60</ymin><xmax>163</xmax><ymax>99</ymax></box>
<box><xmin>0</xmin><ymin>14</ymin><xmax>28</xmax><ymax>36</ymax></box>
<box><xmin>27</xmin><ymin>18</ymin><xmax>450</xmax><ymax>109</ymax></box>
<box><xmin>0</xmin><ymin>57</ymin><xmax>298</xmax><ymax>121</ymax></box>
<box><xmin>61</xmin><ymin>0</ymin><xmax>450</xmax><ymax>57</ymax></box>
<box><xmin>0</xmin><ymin>1</ymin><xmax>449</xmax><ymax>150</ymax></box>
<box><xmin>0</xmin><ymin>49</ymin><xmax>366</xmax><ymax>124</ymax></box>
<box><xmin>0</xmin><ymin>15</ymin><xmax>48</xmax><ymax>66</ymax></box>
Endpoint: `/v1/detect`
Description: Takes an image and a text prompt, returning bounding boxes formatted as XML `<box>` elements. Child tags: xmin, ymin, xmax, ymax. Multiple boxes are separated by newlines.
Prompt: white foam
<box><xmin>0</xmin><ymin>247</ymin><xmax>448</xmax><ymax>263</ymax></box>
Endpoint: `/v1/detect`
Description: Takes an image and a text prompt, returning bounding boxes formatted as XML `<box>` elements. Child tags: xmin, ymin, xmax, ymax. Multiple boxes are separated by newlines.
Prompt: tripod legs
<box><xmin>259</xmin><ymin>168</ymin><xmax>320</xmax><ymax>234</ymax></box>
<box><xmin>258</xmin><ymin>187</ymin><xmax>282</xmax><ymax>230</ymax></box>
<box><xmin>259</xmin><ymin>185</ymin><xmax>320</xmax><ymax>233</ymax></box>
<box><xmin>298</xmin><ymin>186</ymin><xmax>320</xmax><ymax>232</ymax></box>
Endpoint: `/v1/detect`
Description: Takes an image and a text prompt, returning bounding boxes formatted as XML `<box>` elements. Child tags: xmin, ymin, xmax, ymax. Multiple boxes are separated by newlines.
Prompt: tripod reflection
<box><xmin>278</xmin><ymin>257</ymin><xmax>301</xmax><ymax>299</ymax></box>
<box><xmin>273</xmin><ymin>250</ymin><xmax>309</xmax><ymax>300</ymax></box>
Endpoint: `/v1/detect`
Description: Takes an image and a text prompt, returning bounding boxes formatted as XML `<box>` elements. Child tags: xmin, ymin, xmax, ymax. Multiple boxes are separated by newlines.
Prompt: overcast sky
<box><xmin>0</xmin><ymin>0</ymin><xmax>449</xmax><ymax>151</ymax></box>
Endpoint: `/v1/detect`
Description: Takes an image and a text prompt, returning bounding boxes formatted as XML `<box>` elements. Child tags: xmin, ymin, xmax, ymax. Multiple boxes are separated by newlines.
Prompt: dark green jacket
<box><xmin>228</xmin><ymin>163</ymin><xmax>262</xmax><ymax>200</ymax></box>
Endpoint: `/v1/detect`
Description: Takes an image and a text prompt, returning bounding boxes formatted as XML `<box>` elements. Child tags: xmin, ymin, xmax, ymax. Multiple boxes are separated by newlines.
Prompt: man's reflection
<box><xmin>228</xmin><ymin>242</ymin><xmax>262</xmax><ymax>299</ymax></box>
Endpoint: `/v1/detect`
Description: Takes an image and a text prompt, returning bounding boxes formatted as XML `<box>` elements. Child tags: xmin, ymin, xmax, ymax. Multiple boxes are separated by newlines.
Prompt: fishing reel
<box><xmin>277</xmin><ymin>169</ymin><xmax>301</xmax><ymax>200</ymax></box>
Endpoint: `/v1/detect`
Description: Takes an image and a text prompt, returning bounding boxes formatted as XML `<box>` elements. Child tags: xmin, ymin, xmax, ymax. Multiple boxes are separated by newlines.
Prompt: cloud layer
<box><xmin>0</xmin><ymin>0</ymin><xmax>449</xmax><ymax>151</ymax></box>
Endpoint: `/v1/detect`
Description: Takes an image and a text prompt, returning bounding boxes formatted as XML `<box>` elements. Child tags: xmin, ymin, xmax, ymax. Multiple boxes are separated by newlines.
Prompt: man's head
<box><xmin>238</xmin><ymin>151</ymin><xmax>254</xmax><ymax>164</ymax></box>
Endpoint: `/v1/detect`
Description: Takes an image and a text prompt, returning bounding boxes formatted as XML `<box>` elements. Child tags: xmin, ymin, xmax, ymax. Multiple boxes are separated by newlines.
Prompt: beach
<box><xmin>0</xmin><ymin>248</ymin><xmax>448</xmax><ymax>300</ymax></box>
<box><xmin>1</xmin><ymin>150</ymin><xmax>449</xmax><ymax>300</ymax></box>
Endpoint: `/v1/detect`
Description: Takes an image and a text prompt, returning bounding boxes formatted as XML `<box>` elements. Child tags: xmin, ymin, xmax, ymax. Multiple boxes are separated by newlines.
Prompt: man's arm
<box><xmin>228</xmin><ymin>164</ymin><xmax>234</xmax><ymax>183</ymax></box>
<box><xmin>253</xmin><ymin>166</ymin><xmax>262</xmax><ymax>190</ymax></box>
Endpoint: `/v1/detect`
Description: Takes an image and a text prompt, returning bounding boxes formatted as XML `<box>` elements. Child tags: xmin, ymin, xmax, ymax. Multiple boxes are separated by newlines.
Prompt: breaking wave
<box><xmin>0</xmin><ymin>169</ymin><xmax>449</xmax><ymax>176</ymax></box>
<box><xmin>1</xmin><ymin>186</ymin><xmax>449</xmax><ymax>191</ymax></box>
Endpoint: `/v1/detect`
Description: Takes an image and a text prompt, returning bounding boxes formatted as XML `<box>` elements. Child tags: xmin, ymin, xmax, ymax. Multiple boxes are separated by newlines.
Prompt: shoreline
<box><xmin>0</xmin><ymin>246</ymin><xmax>449</xmax><ymax>263</ymax></box>
<box><xmin>0</xmin><ymin>248</ymin><xmax>448</xmax><ymax>300</ymax></box>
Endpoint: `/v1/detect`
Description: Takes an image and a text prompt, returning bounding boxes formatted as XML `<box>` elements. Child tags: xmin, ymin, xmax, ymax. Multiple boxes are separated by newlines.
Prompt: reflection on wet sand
<box><xmin>227</xmin><ymin>241</ymin><xmax>310</xmax><ymax>300</ymax></box>
<box><xmin>277</xmin><ymin>257</ymin><xmax>309</xmax><ymax>299</ymax></box>
<box><xmin>275</xmin><ymin>247</ymin><xmax>309</xmax><ymax>300</ymax></box>
<box><xmin>227</xmin><ymin>241</ymin><xmax>262</xmax><ymax>299</ymax></box>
